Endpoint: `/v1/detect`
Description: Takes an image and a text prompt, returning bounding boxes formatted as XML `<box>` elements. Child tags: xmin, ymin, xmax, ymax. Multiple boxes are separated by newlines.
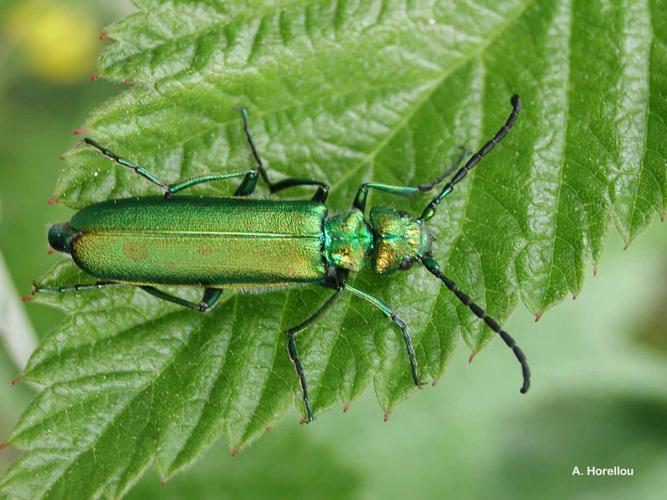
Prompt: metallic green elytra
<box><xmin>34</xmin><ymin>97</ymin><xmax>529</xmax><ymax>423</ymax></box>
<box><xmin>55</xmin><ymin>197</ymin><xmax>328</xmax><ymax>286</ymax></box>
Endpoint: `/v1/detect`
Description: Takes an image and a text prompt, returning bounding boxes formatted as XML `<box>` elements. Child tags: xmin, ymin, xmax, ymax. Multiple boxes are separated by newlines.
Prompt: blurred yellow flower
<box><xmin>4</xmin><ymin>0</ymin><xmax>100</xmax><ymax>84</ymax></box>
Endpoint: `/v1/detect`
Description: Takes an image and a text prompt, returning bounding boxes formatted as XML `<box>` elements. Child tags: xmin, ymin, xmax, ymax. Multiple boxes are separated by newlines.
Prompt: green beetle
<box><xmin>34</xmin><ymin>96</ymin><xmax>528</xmax><ymax>422</ymax></box>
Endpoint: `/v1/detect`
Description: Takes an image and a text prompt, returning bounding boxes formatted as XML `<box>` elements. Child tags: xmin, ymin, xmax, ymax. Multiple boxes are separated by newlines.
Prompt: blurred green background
<box><xmin>1</xmin><ymin>1</ymin><xmax>666</xmax><ymax>499</ymax></box>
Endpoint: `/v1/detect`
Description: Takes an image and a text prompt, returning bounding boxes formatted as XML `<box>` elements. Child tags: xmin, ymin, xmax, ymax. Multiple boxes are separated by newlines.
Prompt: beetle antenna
<box><xmin>419</xmin><ymin>256</ymin><xmax>530</xmax><ymax>394</ymax></box>
<box><xmin>420</xmin><ymin>95</ymin><xmax>522</xmax><ymax>221</ymax></box>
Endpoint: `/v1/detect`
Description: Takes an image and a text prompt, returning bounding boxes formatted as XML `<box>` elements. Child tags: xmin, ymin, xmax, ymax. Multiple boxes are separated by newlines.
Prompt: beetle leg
<box><xmin>234</xmin><ymin>170</ymin><xmax>260</xmax><ymax>197</ymax></box>
<box><xmin>236</xmin><ymin>109</ymin><xmax>329</xmax><ymax>202</ymax></box>
<box><xmin>30</xmin><ymin>281</ymin><xmax>223</xmax><ymax>313</ymax></box>
<box><xmin>85</xmin><ymin>138</ymin><xmax>258</xmax><ymax>197</ymax></box>
<box><xmin>269</xmin><ymin>178</ymin><xmax>329</xmax><ymax>203</ymax></box>
<box><xmin>235</xmin><ymin>108</ymin><xmax>265</xmax><ymax>196</ymax></box>
<box><xmin>140</xmin><ymin>286</ymin><xmax>223</xmax><ymax>313</ymax></box>
<box><xmin>344</xmin><ymin>283</ymin><xmax>425</xmax><ymax>388</ymax></box>
<box><xmin>286</xmin><ymin>289</ymin><xmax>343</xmax><ymax>422</ymax></box>
<box><xmin>30</xmin><ymin>281</ymin><xmax>125</xmax><ymax>295</ymax></box>
<box><xmin>351</xmin><ymin>148</ymin><xmax>468</xmax><ymax>213</ymax></box>
<box><xmin>83</xmin><ymin>138</ymin><xmax>170</xmax><ymax>193</ymax></box>
<box><xmin>166</xmin><ymin>170</ymin><xmax>256</xmax><ymax>196</ymax></box>
<box><xmin>352</xmin><ymin>183</ymin><xmax>420</xmax><ymax>213</ymax></box>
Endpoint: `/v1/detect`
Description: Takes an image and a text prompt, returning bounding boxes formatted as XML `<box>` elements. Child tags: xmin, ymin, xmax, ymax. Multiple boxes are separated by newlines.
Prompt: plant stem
<box><xmin>0</xmin><ymin>253</ymin><xmax>37</xmax><ymax>371</ymax></box>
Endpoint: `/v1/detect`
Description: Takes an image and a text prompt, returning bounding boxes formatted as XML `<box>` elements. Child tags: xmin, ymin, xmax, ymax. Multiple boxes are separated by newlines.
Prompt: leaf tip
<box><xmin>231</xmin><ymin>447</ymin><xmax>239</xmax><ymax>457</ymax></box>
<box><xmin>383</xmin><ymin>410</ymin><xmax>391</xmax><ymax>422</ymax></box>
<box><xmin>47</xmin><ymin>197</ymin><xmax>58</xmax><ymax>205</ymax></box>
<box><xmin>342</xmin><ymin>402</ymin><xmax>349</xmax><ymax>413</ymax></box>
<box><xmin>159</xmin><ymin>476</ymin><xmax>168</xmax><ymax>486</ymax></box>
<box><xmin>431</xmin><ymin>378</ymin><xmax>438</xmax><ymax>387</ymax></box>
<box><xmin>0</xmin><ymin>442</ymin><xmax>8</xmax><ymax>451</ymax></box>
<box><xmin>98</xmin><ymin>31</ymin><xmax>108</xmax><ymax>41</ymax></box>
<box><xmin>592</xmin><ymin>264</ymin><xmax>598</xmax><ymax>277</ymax></box>
<box><xmin>534</xmin><ymin>311</ymin><xmax>543</xmax><ymax>323</ymax></box>
<box><xmin>10</xmin><ymin>375</ymin><xmax>23</xmax><ymax>386</ymax></box>
<box><xmin>660</xmin><ymin>212</ymin><xmax>665</xmax><ymax>223</ymax></box>
<box><xmin>72</xmin><ymin>127</ymin><xmax>85</xmax><ymax>136</ymax></box>
<box><xmin>468</xmin><ymin>350</ymin><xmax>478</xmax><ymax>364</ymax></box>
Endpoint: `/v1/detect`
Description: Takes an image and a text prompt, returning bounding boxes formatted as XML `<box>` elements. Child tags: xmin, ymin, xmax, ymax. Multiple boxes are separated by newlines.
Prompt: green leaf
<box><xmin>3</xmin><ymin>0</ymin><xmax>666</xmax><ymax>497</ymax></box>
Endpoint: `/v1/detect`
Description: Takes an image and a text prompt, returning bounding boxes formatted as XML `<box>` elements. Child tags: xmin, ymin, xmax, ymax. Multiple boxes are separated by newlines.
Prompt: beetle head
<box><xmin>368</xmin><ymin>207</ymin><xmax>431</xmax><ymax>274</ymax></box>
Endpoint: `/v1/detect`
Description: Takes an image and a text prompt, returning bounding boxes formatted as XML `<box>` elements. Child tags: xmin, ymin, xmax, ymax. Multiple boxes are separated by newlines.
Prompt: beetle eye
<box><xmin>400</xmin><ymin>259</ymin><xmax>413</xmax><ymax>270</ymax></box>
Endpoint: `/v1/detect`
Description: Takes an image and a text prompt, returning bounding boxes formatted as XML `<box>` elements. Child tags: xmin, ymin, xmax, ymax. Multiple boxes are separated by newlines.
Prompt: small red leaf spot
<box><xmin>231</xmin><ymin>447</ymin><xmax>239</xmax><ymax>457</ymax></box>
<box><xmin>48</xmin><ymin>198</ymin><xmax>58</xmax><ymax>205</ymax></box>
<box><xmin>98</xmin><ymin>32</ymin><xmax>108</xmax><ymax>40</ymax></box>
<box><xmin>383</xmin><ymin>410</ymin><xmax>391</xmax><ymax>422</ymax></box>
<box><xmin>10</xmin><ymin>375</ymin><xmax>22</xmax><ymax>386</ymax></box>
<box><xmin>90</xmin><ymin>74</ymin><xmax>98</xmax><ymax>81</ymax></box>
<box><xmin>73</xmin><ymin>127</ymin><xmax>85</xmax><ymax>136</ymax></box>
<box><xmin>468</xmin><ymin>350</ymin><xmax>478</xmax><ymax>364</ymax></box>
<box><xmin>535</xmin><ymin>311</ymin><xmax>543</xmax><ymax>323</ymax></box>
<box><xmin>159</xmin><ymin>477</ymin><xmax>167</xmax><ymax>486</ymax></box>
<box><xmin>0</xmin><ymin>442</ymin><xmax>8</xmax><ymax>451</ymax></box>
<box><xmin>123</xmin><ymin>79</ymin><xmax>133</xmax><ymax>86</ymax></box>
<box><xmin>47</xmin><ymin>248</ymin><xmax>56</xmax><ymax>255</ymax></box>
<box><xmin>21</xmin><ymin>294</ymin><xmax>33</xmax><ymax>302</ymax></box>
<box><xmin>342</xmin><ymin>402</ymin><xmax>349</xmax><ymax>413</ymax></box>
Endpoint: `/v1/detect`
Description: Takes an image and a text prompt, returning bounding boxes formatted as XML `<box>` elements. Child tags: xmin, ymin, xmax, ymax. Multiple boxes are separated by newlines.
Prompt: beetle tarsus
<box><xmin>287</xmin><ymin>329</ymin><xmax>313</xmax><ymax>422</ymax></box>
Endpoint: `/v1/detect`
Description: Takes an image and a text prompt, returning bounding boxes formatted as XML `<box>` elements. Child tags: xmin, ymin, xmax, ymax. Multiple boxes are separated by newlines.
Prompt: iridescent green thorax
<box><xmin>368</xmin><ymin>207</ymin><xmax>431</xmax><ymax>273</ymax></box>
<box><xmin>323</xmin><ymin>207</ymin><xmax>432</xmax><ymax>274</ymax></box>
<box><xmin>323</xmin><ymin>209</ymin><xmax>373</xmax><ymax>272</ymax></box>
